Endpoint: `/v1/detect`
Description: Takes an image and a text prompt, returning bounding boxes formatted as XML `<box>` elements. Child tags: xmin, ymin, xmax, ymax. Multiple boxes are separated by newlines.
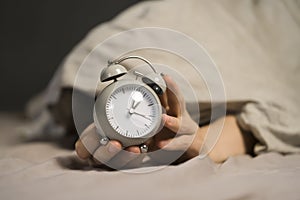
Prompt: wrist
<box><xmin>188</xmin><ymin>127</ymin><xmax>206</xmax><ymax>158</ymax></box>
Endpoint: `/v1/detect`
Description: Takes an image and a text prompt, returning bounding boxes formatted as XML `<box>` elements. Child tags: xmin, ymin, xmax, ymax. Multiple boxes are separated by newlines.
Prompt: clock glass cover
<box><xmin>105</xmin><ymin>83</ymin><xmax>161</xmax><ymax>138</ymax></box>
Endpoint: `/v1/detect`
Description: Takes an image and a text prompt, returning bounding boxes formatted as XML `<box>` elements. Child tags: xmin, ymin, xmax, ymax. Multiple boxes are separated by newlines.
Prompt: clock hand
<box><xmin>128</xmin><ymin>100</ymin><xmax>136</xmax><ymax>113</ymax></box>
<box><xmin>129</xmin><ymin>99</ymin><xmax>135</xmax><ymax>110</ymax></box>
<box><xmin>128</xmin><ymin>99</ymin><xmax>142</xmax><ymax>114</ymax></box>
<box><xmin>131</xmin><ymin>91</ymin><xmax>143</xmax><ymax>109</ymax></box>
<box><xmin>132</xmin><ymin>111</ymin><xmax>152</xmax><ymax>121</ymax></box>
<box><xmin>132</xmin><ymin>101</ymin><xmax>141</xmax><ymax>109</ymax></box>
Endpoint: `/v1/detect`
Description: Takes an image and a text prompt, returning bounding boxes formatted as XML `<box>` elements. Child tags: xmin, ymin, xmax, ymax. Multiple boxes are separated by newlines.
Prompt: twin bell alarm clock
<box><xmin>93</xmin><ymin>56</ymin><xmax>166</xmax><ymax>152</ymax></box>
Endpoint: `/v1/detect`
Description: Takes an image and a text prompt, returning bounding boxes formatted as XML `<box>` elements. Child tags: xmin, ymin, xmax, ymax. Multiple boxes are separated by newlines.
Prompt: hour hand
<box><xmin>129</xmin><ymin>91</ymin><xmax>143</xmax><ymax>110</ymax></box>
<box><xmin>132</xmin><ymin>101</ymin><xmax>141</xmax><ymax>109</ymax></box>
<box><xmin>128</xmin><ymin>99</ymin><xmax>141</xmax><ymax>110</ymax></box>
<box><xmin>128</xmin><ymin>100</ymin><xmax>138</xmax><ymax>114</ymax></box>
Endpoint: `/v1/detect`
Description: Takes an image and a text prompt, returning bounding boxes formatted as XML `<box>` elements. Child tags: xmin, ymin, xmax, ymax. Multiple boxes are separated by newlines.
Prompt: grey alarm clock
<box><xmin>93</xmin><ymin>56</ymin><xmax>166</xmax><ymax>150</ymax></box>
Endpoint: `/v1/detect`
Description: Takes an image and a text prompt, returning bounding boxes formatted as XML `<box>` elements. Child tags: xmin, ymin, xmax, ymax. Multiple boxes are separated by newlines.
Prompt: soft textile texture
<box><xmin>2</xmin><ymin>1</ymin><xmax>300</xmax><ymax>199</ymax></box>
<box><xmin>36</xmin><ymin>0</ymin><xmax>300</xmax><ymax>153</ymax></box>
<box><xmin>1</xmin><ymin>114</ymin><xmax>300</xmax><ymax>199</ymax></box>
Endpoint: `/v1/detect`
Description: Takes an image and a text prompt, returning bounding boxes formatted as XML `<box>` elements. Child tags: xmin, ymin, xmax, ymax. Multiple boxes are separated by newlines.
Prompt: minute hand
<box><xmin>132</xmin><ymin>111</ymin><xmax>152</xmax><ymax>121</ymax></box>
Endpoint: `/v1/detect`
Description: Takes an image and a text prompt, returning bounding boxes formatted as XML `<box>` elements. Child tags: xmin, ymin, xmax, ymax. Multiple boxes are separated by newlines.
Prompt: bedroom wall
<box><xmin>0</xmin><ymin>0</ymin><xmax>140</xmax><ymax>111</ymax></box>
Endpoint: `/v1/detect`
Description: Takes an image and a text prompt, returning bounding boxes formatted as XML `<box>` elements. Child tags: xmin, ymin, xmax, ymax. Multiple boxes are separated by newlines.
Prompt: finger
<box><xmin>159</xmin><ymin>89</ymin><xmax>169</xmax><ymax>112</ymax></box>
<box><xmin>124</xmin><ymin>147</ymin><xmax>147</xmax><ymax>169</ymax></box>
<box><xmin>123</xmin><ymin>154</ymin><xmax>146</xmax><ymax>169</ymax></box>
<box><xmin>92</xmin><ymin>140</ymin><xmax>122</xmax><ymax>164</ymax></box>
<box><xmin>107</xmin><ymin>146</ymin><xmax>141</xmax><ymax>169</ymax></box>
<box><xmin>76</xmin><ymin>123</ymin><xmax>101</xmax><ymax>159</ymax></box>
<box><xmin>166</xmin><ymin>88</ymin><xmax>181</xmax><ymax>117</ymax></box>
<box><xmin>157</xmin><ymin>135</ymin><xmax>194</xmax><ymax>151</ymax></box>
<box><xmin>126</xmin><ymin>146</ymin><xmax>142</xmax><ymax>154</ymax></box>
<box><xmin>163</xmin><ymin>114</ymin><xmax>180</xmax><ymax>133</ymax></box>
<box><xmin>164</xmin><ymin>75</ymin><xmax>182</xmax><ymax>98</ymax></box>
<box><xmin>144</xmin><ymin>138</ymin><xmax>159</xmax><ymax>152</ymax></box>
<box><xmin>163</xmin><ymin>75</ymin><xmax>184</xmax><ymax>116</ymax></box>
<box><xmin>75</xmin><ymin>139</ymin><xmax>90</xmax><ymax>159</ymax></box>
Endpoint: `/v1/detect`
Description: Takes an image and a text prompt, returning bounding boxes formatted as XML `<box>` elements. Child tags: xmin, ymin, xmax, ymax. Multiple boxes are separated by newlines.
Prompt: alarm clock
<box><xmin>93</xmin><ymin>56</ymin><xmax>166</xmax><ymax>151</ymax></box>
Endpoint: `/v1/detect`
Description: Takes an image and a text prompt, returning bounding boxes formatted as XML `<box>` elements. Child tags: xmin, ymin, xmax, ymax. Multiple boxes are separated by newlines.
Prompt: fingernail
<box><xmin>166</xmin><ymin>117</ymin><xmax>172</xmax><ymax>125</ymax></box>
<box><xmin>165</xmin><ymin>106</ymin><xmax>170</xmax><ymax>112</ymax></box>
<box><xmin>163</xmin><ymin>114</ymin><xmax>172</xmax><ymax>125</ymax></box>
<box><xmin>108</xmin><ymin>143</ymin><xmax>119</xmax><ymax>153</ymax></box>
<box><xmin>162</xmin><ymin>114</ymin><xmax>167</xmax><ymax>123</ymax></box>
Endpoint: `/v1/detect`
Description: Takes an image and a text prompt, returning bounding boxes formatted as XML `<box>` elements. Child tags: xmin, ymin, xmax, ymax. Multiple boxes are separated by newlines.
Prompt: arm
<box><xmin>75</xmin><ymin>75</ymin><xmax>257</xmax><ymax>167</ymax></box>
<box><xmin>149</xmin><ymin>75</ymin><xmax>257</xmax><ymax>163</ymax></box>
<box><xmin>193</xmin><ymin>115</ymin><xmax>256</xmax><ymax>163</ymax></box>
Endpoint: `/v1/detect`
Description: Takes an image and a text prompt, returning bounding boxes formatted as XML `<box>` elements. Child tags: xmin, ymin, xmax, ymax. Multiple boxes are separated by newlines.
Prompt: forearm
<box><xmin>198</xmin><ymin>115</ymin><xmax>257</xmax><ymax>163</ymax></box>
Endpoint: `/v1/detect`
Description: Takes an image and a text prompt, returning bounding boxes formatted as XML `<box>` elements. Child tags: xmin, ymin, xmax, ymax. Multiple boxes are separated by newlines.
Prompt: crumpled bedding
<box><xmin>27</xmin><ymin>0</ymin><xmax>300</xmax><ymax>154</ymax></box>
<box><xmin>1</xmin><ymin>113</ymin><xmax>300</xmax><ymax>199</ymax></box>
<box><xmin>2</xmin><ymin>0</ymin><xmax>300</xmax><ymax>199</ymax></box>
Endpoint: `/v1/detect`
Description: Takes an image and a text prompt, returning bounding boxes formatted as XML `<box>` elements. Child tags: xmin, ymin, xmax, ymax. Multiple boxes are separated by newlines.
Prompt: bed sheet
<box><xmin>1</xmin><ymin>113</ymin><xmax>299</xmax><ymax>200</ymax></box>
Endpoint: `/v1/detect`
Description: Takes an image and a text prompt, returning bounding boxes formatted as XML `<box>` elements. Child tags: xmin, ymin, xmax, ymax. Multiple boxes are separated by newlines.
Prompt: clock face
<box><xmin>105</xmin><ymin>84</ymin><xmax>161</xmax><ymax>138</ymax></box>
<box><xmin>105</xmin><ymin>83</ymin><xmax>161</xmax><ymax>138</ymax></box>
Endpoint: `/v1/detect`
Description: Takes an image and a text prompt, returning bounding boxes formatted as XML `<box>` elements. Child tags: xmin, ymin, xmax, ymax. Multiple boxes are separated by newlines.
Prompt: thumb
<box><xmin>162</xmin><ymin>114</ymin><xmax>180</xmax><ymax>133</ymax></box>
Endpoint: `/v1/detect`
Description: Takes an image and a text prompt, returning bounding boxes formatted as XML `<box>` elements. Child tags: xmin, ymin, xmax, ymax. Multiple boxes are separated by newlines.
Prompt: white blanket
<box><xmin>35</xmin><ymin>0</ymin><xmax>300</xmax><ymax>154</ymax></box>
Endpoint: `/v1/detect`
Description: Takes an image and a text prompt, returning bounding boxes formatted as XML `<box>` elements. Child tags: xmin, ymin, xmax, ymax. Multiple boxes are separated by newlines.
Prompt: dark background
<box><xmin>0</xmin><ymin>0</ymin><xmax>140</xmax><ymax>111</ymax></box>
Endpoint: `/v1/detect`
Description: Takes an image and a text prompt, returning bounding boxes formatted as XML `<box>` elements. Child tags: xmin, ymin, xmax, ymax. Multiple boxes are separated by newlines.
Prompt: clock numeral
<box><xmin>122</xmin><ymin>88</ymin><xmax>125</xmax><ymax>94</ymax></box>
<box><xmin>111</xmin><ymin>95</ymin><xmax>116</xmax><ymax>99</ymax></box>
<box><xmin>145</xmin><ymin>124</ymin><xmax>149</xmax><ymax>128</ymax></box>
<box><xmin>148</xmin><ymin>103</ymin><xmax>154</xmax><ymax>106</ymax></box>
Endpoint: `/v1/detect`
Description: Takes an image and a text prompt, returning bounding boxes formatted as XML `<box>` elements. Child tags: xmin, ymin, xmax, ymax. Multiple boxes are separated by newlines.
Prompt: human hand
<box><xmin>75</xmin><ymin>124</ymin><xmax>144</xmax><ymax>169</ymax></box>
<box><xmin>149</xmin><ymin>74</ymin><xmax>203</xmax><ymax>164</ymax></box>
<box><xmin>75</xmin><ymin>75</ymin><xmax>203</xmax><ymax>168</ymax></box>
<box><xmin>152</xmin><ymin>75</ymin><xmax>256</xmax><ymax>164</ymax></box>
